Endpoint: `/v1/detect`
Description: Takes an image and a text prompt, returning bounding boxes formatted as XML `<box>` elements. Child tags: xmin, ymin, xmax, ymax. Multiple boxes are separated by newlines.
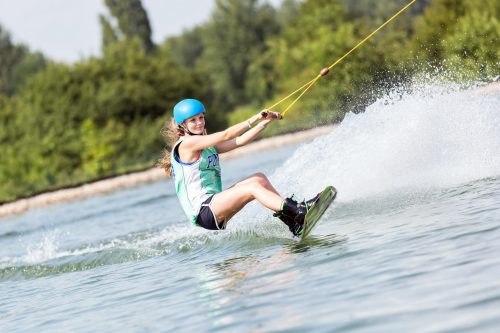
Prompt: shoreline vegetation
<box><xmin>1</xmin><ymin>1</ymin><xmax>498</xmax><ymax>211</ymax></box>
<box><xmin>1</xmin><ymin>81</ymin><xmax>497</xmax><ymax>219</ymax></box>
<box><xmin>0</xmin><ymin>125</ymin><xmax>336</xmax><ymax>218</ymax></box>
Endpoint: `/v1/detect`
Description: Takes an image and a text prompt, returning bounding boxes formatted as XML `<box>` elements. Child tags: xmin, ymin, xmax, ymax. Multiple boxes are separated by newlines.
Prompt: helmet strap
<box><xmin>179</xmin><ymin>124</ymin><xmax>202</xmax><ymax>136</ymax></box>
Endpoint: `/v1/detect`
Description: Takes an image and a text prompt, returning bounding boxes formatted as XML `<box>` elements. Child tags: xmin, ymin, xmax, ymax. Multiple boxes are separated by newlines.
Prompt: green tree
<box><xmin>99</xmin><ymin>15</ymin><xmax>119</xmax><ymax>52</ymax></box>
<box><xmin>409</xmin><ymin>0</ymin><xmax>467</xmax><ymax>65</ymax></box>
<box><xmin>276</xmin><ymin>0</ymin><xmax>300</xmax><ymax>27</ymax></box>
<box><xmin>0</xmin><ymin>24</ymin><xmax>46</xmax><ymax>95</ymax></box>
<box><xmin>202</xmin><ymin>0</ymin><xmax>281</xmax><ymax>108</ymax></box>
<box><xmin>0</xmin><ymin>40</ymin><xmax>201</xmax><ymax>201</ymax></box>
<box><xmin>102</xmin><ymin>0</ymin><xmax>154</xmax><ymax>52</ymax></box>
<box><xmin>265</xmin><ymin>0</ymin><xmax>366</xmax><ymax>113</ymax></box>
<box><xmin>165</xmin><ymin>26</ymin><xmax>206</xmax><ymax>68</ymax></box>
<box><xmin>339</xmin><ymin>0</ymin><xmax>427</xmax><ymax>21</ymax></box>
<box><xmin>0</xmin><ymin>24</ymin><xmax>18</xmax><ymax>95</ymax></box>
<box><xmin>441</xmin><ymin>0</ymin><xmax>500</xmax><ymax>79</ymax></box>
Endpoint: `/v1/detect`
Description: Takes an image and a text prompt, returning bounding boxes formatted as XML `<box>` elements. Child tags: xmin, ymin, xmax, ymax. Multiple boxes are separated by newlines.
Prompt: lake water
<box><xmin>1</xmin><ymin>81</ymin><xmax>499</xmax><ymax>332</ymax></box>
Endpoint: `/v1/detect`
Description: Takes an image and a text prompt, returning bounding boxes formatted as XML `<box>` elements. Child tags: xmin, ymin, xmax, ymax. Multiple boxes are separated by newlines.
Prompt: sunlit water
<box><xmin>1</xmin><ymin>81</ymin><xmax>499</xmax><ymax>332</ymax></box>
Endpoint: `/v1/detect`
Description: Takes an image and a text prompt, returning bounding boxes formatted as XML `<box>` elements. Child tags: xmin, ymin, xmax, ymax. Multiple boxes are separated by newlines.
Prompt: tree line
<box><xmin>0</xmin><ymin>0</ymin><xmax>498</xmax><ymax>203</ymax></box>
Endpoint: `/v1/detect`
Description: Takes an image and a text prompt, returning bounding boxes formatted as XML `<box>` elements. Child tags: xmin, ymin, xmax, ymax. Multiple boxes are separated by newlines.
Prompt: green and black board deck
<box><xmin>300</xmin><ymin>186</ymin><xmax>337</xmax><ymax>241</ymax></box>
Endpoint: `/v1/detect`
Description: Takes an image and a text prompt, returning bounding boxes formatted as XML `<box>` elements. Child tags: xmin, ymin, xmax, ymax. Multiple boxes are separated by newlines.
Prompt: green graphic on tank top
<box><xmin>170</xmin><ymin>139</ymin><xmax>222</xmax><ymax>224</ymax></box>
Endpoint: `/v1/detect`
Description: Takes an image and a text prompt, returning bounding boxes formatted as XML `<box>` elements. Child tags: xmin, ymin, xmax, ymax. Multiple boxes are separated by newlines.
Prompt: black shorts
<box><xmin>196</xmin><ymin>195</ymin><xmax>226</xmax><ymax>230</ymax></box>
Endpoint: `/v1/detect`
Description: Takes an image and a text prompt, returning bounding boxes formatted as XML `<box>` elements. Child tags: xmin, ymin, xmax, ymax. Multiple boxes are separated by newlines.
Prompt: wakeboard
<box><xmin>299</xmin><ymin>186</ymin><xmax>337</xmax><ymax>241</ymax></box>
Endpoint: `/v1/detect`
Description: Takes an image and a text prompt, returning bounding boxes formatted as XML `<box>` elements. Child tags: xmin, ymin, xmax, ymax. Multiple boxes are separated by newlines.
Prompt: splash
<box><xmin>0</xmin><ymin>221</ymin><xmax>285</xmax><ymax>280</ymax></box>
<box><xmin>2</xmin><ymin>76</ymin><xmax>499</xmax><ymax>279</ymax></box>
<box><xmin>271</xmin><ymin>78</ymin><xmax>500</xmax><ymax>202</ymax></box>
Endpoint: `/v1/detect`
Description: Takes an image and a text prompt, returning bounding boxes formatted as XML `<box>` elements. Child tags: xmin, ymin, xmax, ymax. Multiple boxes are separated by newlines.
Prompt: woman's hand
<box><xmin>259</xmin><ymin>110</ymin><xmax>283</xmax><ymax>121</ymax></box>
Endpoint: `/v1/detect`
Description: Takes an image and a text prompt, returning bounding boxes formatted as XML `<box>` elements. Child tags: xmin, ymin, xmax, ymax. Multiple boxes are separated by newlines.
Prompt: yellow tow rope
<box><xmin>268</xmin><ymin>0</ymin><xmax>417</xmax><ymax>117</ymax></box>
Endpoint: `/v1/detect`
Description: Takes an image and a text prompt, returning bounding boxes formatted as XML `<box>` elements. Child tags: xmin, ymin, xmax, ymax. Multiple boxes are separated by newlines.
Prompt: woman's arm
<box><xmin>180</xmin><ymin>112</ymin><xmax>266</xmax><ymax>154</ymax></box>
<box><xmin>215</xmin><ymin>112</ymin><xmax>282</xmax><ymax>154</ymax></box>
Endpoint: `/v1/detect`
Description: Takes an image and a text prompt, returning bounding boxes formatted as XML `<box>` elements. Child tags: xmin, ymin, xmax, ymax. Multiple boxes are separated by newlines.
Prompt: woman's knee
<box><xmin>248</xmin><ymin>178</ymin><xmax>270</xmax><ymax>194</ymax></box>
<box><xmin>235</xmin><ymin>173</ymin><xmax>271</xmax><ymax>196</ymax></box>
<box><xmin>252</xmin><ymin>172</ymin><xmax>270</xmax><ymax>185</ymax></box>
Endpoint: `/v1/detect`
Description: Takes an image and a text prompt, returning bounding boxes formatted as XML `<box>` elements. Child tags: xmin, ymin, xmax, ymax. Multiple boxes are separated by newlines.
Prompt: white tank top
<box><xmin>170</xmin><ymin>138</ymin><xmax>222</xmax><ymax>223</ymax></box>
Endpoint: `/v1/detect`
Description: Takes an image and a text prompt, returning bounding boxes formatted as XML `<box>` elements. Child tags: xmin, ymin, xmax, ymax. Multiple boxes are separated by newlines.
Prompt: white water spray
<box><xmin>272</xmin><ymin>79</ymin><xmax>500</xmax><ymax>202</ymax></box>
<box><xmin>3</xmin><ymin>79</ymin><xmax>499</xmax><ymax>269</ymax></box>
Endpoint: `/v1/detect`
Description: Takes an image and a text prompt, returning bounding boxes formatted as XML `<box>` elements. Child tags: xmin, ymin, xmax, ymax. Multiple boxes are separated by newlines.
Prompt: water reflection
<box><xmin>210</xmin><ymin>255</ymin><xmax>260</xmax><ymax>293</ymax></box>
<box><xmin>197</xmin><ymin>250</ymin><xmax>303</xmax><ymax>330</ymax></box>
<box><xmin>286</xmin><ymin>234</ymin><xmax>346</xmax><ymax>253</ymax></box>
<box><xmin>194</xmin><ymin>234</ymin><xmax>347</xmax><ymax>330</ymax></box>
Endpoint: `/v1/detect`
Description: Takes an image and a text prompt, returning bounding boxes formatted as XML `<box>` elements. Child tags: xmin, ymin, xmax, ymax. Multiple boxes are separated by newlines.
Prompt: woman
<box><xmin>159</xmin><ymin>98</ymin><xmax>318</xmax><ymax>236</ymax></box>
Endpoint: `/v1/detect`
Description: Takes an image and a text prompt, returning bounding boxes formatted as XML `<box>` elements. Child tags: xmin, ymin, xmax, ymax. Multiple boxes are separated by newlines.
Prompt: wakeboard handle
<box><xmin>260</xmin><ymin>111</ymin><xmax>282</xmax><ymax>119</ymax></box>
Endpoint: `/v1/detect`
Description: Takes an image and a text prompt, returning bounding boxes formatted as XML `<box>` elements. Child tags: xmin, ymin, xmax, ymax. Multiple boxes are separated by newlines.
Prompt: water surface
<box><xmin>1</xmin><ymin>82</ymin><xmax>499</xmax><ymax>332</ymax></box>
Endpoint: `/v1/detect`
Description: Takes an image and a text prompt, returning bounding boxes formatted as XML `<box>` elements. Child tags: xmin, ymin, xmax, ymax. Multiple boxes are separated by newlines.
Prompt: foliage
<box><xmin>0</xmin><ymin>40</ymin><xmax>195</xmax><ymax>202</ymax></box>
<box><xmin>1</xmin><ymin>0</ymin><xmax>499</xmax><ymax>202</ymax></box>
<box><xmin>102</xmin><ymin>0</ymin><xmax>155</xmax><ymax>52</ymax></box>
<box><xmin>440</xmin><ymin>0</ymin><xmax>500</xmax><ymax>79</ymax></box>
<box><xmin>165</xmin><ymin>26</ymin><xmax>206</xmax><ymax>69</ymax></box>
<box><xmin>253</xmin><ymin>0</ymin><xmax>382</xmax><ymax>123</ymax></box>
<box><xmin>0</xmin><ymin>24</ymin><xmax>46</xmax><ymax>96</ymax></box>
<box><xmin>201</xmin><ymin>0</ymin><xmax>281</xmax><ymax>109</ymax></box>
<box><xmin>409</xmin><ymin>0</ymin><xmax>467</xmax><ymax>65</ymax></box>
<box><xmin>99</xmin><ymin>15</ymin><xmax>119</xmax><ymax>52</ymax></box>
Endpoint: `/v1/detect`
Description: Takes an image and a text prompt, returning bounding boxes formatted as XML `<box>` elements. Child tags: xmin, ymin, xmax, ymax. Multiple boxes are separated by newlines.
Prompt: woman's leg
<box><xmin>232</xmin><ymin>172</ymin><xmax>281</xmax><ymax>198</ymax></box>
<box><xmin>210</xmin><ymin>173</ymin><xmax>283</xmax><ymax>224</ymax></box>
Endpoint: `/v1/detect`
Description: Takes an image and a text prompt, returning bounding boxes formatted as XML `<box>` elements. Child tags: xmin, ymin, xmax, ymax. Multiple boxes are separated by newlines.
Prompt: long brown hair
<box><xmin>158</xmin><ymin>116</ymin><xmax>208</xmax><ymax>176</ymax></box>
<box><xmin>158</xmin><ymin>118</ymin><xmax>184</xmax><ymax>176</ymax></box>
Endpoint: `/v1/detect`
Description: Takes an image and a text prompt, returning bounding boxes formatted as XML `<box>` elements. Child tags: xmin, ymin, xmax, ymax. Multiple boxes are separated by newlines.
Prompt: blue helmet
<box><xmin>173</xmin><ymin>99</ymin><xmax>206</xmax><ymax>124</ymax></box>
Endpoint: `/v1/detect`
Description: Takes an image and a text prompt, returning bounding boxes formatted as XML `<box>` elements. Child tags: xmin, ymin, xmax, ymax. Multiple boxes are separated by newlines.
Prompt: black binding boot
<box><xmin>273</xmin><ymin>197</ymin><xmax>307</xmax><ymax>236</ymax></box>
<box><xmin>274</xmin><ymin>193</ymin><xmax>322</xmax><ymax>236</ymax></box>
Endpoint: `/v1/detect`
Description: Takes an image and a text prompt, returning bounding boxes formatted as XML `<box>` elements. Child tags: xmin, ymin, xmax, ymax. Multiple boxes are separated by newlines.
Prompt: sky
<box><xmin>0</xmin><ymin>0</ymin><xmax>282</xmax><ymax>63</ymax></box>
